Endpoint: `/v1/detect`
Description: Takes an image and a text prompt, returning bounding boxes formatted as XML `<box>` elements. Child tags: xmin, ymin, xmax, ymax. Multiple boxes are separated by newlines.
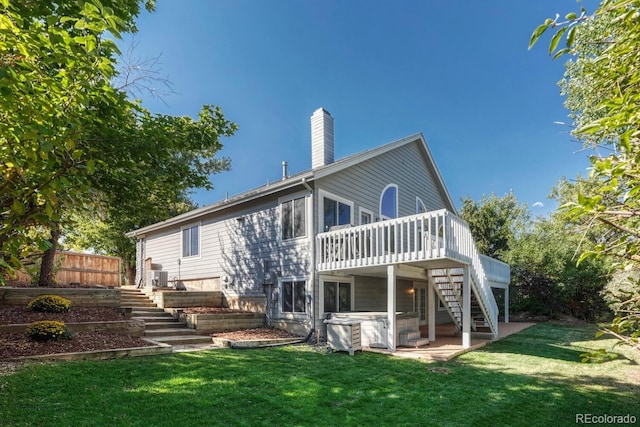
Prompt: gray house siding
<box><xmin>141</xmin><ymin>186</ymin><xmax>313</xmax><ymax>323</ymax></box>
<box><xmin>314</xmin><ymin>139</ymin><xmax>450</xmax><ymax>230</ymax></box>
<box><xmin>311</xmin><ymin>139</ymin><xmax>455</xmax><ymax>335</ymax></box>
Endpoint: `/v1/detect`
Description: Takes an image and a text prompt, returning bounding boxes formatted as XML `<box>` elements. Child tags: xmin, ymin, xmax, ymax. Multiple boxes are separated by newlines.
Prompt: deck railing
<box><xmin>316</xmin><ymin>209</ymin><xmax>503</xmax><ymax>335</ymax></box>
<box><xmin>480</xmin><ymin>254</ymin><xmax>511</xmax><ymax>285</ymax></box>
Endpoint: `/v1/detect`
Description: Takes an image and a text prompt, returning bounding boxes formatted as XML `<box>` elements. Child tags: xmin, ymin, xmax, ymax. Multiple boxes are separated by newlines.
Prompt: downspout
<box><xmin>302</xmin><ymin>177</ymin><xmax>316</xmax><ymax>341</ymax></box>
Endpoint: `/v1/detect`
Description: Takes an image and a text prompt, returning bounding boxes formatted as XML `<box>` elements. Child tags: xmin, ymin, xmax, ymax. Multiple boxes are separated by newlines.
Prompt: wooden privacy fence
<box><xmin>13</xmin><ymin>251</ymin><xmax>122</xmax><ymax>287</ymax></box>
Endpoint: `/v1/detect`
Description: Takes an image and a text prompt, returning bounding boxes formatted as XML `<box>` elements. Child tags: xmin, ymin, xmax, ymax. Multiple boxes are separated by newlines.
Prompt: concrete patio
<box><xmin>365</xmin><ymin>322</ymin><xmax>535</xmax><ymax>361</ymax></box>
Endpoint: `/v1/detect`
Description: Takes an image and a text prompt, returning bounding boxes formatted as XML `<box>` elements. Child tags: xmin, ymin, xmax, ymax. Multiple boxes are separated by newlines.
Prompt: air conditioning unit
<box><xmin>147</xmin><ymin>270</ymin><xmax>168</xmax><ymax>287</ymax></box>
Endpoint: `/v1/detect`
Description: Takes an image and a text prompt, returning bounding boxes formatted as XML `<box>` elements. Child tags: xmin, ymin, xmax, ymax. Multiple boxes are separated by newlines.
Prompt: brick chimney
<box><xmin>311</xmin><ymin>108</ymin><xmax>334</xmax><ymax>168</ymax></box>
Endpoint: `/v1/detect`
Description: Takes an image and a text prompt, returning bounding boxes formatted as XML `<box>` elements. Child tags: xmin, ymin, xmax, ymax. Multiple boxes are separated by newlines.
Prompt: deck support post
<box><xmin>428</xmin><ymin>279</ymin><xmax>436</xmax><ymax>341</ymax></box>
<box><xmin>387</xmin><ymin>264</ymin><xmax>396</xmax><ymax>351</ymax></box>
<box><xmin>504</xmin><ymin>287</ymin><xmax>509</xmax><ymax>323</ymax></box>
<box><xmin>462</xmin><ymin>265</ymin><xmax>471</xmax><ymax>348</ymax></box>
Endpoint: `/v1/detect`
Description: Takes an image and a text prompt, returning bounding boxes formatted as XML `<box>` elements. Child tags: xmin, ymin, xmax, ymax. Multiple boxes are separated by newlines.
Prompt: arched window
<box><xmin>380</xmin><ymin>184</ymin><xmax>398</xmax><ymax>219</ymax></box>
<box><xmin>416</xmin><ymin>197</ymin><xmax>427</xmax><ymax>214</ymax></box>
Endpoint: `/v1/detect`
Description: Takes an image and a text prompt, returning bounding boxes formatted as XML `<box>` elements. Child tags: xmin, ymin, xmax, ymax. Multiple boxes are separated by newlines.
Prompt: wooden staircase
<box><xmin>120</xmin><ymin>288</ymin><xmax>212</xmax><ymax>346</ymax></box>
<box><xmin>429</xmin><ymin>268</ymin><xmax>492</xmax><ymax>335</ymax></box>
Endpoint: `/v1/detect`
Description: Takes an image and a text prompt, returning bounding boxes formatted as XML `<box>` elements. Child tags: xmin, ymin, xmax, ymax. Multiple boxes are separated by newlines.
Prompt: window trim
<box><xmin>380</xmin><ymin>184</ymin><xmax>399</xmax><ymax>220</ymax></box>
<box><xmin>319</xmin><ymin>275</ymin><xmax>355</xmax><ymax>315</ymax></box>
<box><xmin>279</xmin><ymin>277</ymin><xmax>308</xmax><ymax>316</ymax></box>
<box><xmin>319</xmin><ymin>189</ymin><xmax>354</xmax><ymax>232</ymax></box>
<box><xmin>180</xmin><ymin>222</ymin><xmax>201</xmax><ymax>260</ymax></box>
<box><xmin>278</xmin><ymin>192</ymin><xmax>309</xmax><ymax>243</ymax></box>
<box><xmin>359</xmin><ymin>207</ymin><xmax>374</xmax><ymax>225</ymax></box>
<box><xmin>416</xmin><ymin>197</ymin><xmax>427</xmax><ymax>214</ymax></box>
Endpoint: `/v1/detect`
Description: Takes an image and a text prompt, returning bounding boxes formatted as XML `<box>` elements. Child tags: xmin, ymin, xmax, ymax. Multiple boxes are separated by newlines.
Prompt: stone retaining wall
<box><xmin>0</xmin><ymin>288</ymin><xmax>120</xmax><ymax>307</ymax></box>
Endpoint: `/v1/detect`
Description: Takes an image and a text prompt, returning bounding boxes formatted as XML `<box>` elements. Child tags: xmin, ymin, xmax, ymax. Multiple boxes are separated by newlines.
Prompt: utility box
<box><xmin>324</xmin><ymin>318</ymin><xmax>362</xmax><ymax>356</ymax></box>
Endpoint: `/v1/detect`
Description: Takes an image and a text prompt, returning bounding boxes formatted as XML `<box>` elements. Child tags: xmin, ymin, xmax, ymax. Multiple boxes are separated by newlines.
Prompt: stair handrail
<box><xmin>444</xmin><ymin>211</ymin><xmax>499</xmax><ymax>336</ymax></box>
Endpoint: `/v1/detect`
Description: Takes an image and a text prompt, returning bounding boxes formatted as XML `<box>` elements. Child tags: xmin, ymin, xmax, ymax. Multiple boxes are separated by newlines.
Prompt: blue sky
<box><xmin>118</xmin><ymin>0</ymin><xmax>597</xmax><ymax>216</ymax></box>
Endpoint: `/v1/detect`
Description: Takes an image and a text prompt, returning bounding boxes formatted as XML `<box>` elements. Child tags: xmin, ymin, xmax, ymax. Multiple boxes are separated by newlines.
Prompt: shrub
<box><xmin>27</xmin><ymin>295</ymin><xmax>72</xmax><ymax>313</ymax></box>
<box><xmin>25</xmin><ymin>320</ymin><xmax>72</xmax><ymax>342</ymax></box>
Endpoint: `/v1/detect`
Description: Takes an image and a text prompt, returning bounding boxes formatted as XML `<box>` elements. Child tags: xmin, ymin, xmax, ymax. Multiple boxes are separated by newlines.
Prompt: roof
<box><xmin>126</xmin><ymin>132</ymin><xmax>457</xmax><ymax>237</ymax></box>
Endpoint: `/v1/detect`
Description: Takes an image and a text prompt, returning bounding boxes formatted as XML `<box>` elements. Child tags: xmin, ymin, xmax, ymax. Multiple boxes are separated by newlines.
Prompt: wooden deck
<box><xmin>364</xmin><ymin>322</ymin><xmax>535</xmax><ymax>361</ymax></box>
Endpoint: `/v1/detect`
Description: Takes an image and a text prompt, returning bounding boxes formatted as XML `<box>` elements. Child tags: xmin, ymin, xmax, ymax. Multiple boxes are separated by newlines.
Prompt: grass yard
<box><xmin>1</xmin><ymin>323</ymin><xmax>638</xmax><ymax>427</ymax></box>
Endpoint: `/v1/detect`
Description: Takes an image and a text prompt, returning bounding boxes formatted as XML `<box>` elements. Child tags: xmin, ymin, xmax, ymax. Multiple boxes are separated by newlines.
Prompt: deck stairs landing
<box><xmin>429</xmin><ymin>268</ymin><xmax>492</xmax><ymax>335</ymax></box>
<box><xmin>120</xmin><ymin>288</ymin><xmax>211</xmax><ymax>346</ymax></box>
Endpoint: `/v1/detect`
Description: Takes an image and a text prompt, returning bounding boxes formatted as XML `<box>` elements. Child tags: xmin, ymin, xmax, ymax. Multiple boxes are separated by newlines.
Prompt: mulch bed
<box><xmin>0</xmin><ymin>306</ymin><xmax>127</xmax><ymax>325</ymax></box>
<box><xmin>0</xmin><ymin>306</ymin><xmax>154</xmax><ymax>361</ymax></box>
<box><xmin>183</xmin><ymin>307</ymin><xmax>252</xmax><ymax>314</ymax></box>
<box><xmin>0</xmin><ymin>333</ymin><xmax>155</xmax><ymax>360</ymax></box>
<box><xmin>212</xmin><ymin>327</ymin><xmax>303</xmax><ymax>340</ymax></box>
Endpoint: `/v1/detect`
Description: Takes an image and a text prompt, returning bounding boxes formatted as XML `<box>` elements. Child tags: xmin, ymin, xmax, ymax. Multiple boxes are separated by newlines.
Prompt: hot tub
<box><xmin>328</xmin><ymin>312</ymin><xmax>419</xmax><ymax>349</ymax></box>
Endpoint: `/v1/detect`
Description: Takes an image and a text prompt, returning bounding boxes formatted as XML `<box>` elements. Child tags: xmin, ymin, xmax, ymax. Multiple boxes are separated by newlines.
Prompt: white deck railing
<box><xmin>316</xmin><ymin>209</ymin><xmax>505</xmax><ymax>336</ymax></box>
<box><xmin>480</xmin><ymin>254</ymin><xmax>511</xmax><ymax>285</ymax></box>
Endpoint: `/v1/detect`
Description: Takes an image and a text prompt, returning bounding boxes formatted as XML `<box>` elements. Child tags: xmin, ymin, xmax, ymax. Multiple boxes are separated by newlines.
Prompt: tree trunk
<box><xmin>38</xmin><ymin>225</ymin><xmax>61</xmax><ymax>287</ymax></box>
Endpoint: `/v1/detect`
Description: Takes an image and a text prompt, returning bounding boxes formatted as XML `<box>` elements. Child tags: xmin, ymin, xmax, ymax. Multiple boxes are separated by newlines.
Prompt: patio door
<box><xmin>413</xmin><ymin>282</ymin><xmax>428</xmax><ymax>326</ymax></box>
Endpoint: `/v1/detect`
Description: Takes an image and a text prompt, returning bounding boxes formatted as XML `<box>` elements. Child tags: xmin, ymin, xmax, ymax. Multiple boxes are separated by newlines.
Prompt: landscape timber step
<box><xmin>132</xmin><ymin>315</ymin><xmax>176</xmax><ymax>322</ymax></box>
<box><xmin>130</xmin><ymin>307</ymin><xmax>166</xmax><ymax>313</ymax></box>
<box><xmin>131</xmin><ymin>310</ymin><xmax>173</xmax><ymax>318</ymax></box>
<box><xmin>150</xmin><ymin>335</ymin><xmax>212</xmax><ymax>345</ymax></box>
<box><xmin>144</xmin><ymin>328</ymin><xmax>197</xmax><ymax>338</ymax></box>
<box><xmin>141</xmin><ymin>321</ymin><xmax>189</xmax><ymax>330</ymax></box>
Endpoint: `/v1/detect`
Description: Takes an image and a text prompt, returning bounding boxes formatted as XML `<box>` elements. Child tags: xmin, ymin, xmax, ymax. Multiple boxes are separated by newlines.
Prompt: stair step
<box><xmin>151</xmin><ymin>335</ymin><xmax>212</xmax><ymax>345</ymax></box>
<box><xmin>145</xmin><ymin>328</ymin><xmax>196</xmax><ymax>337</ymax></box>
<box><xmin>131</xmin><ymin>307</ymin><xmax>166</xmax><ymax>313</ymax></box>
<box><xmin>407</xmin><ymin>338</ymin><xmax>430</xmax><ymax>348</ymax></box>
<box><xmin>400</xmin><ymin>331</ymin><xmax>421</xmax><ymax>341</ymax></box>
<box><xmin>131</xmin><ymin>311</ymin><xmax>171</xmax><ymax>317</ymax></box>
<box><xmin>143</xmin><ymin>321</ymin><xmax>188</xmax><ymax>330</ymax></box>
<box><xmin>133</xmin><ymin>315</ymin><xmax>176</xmax><ymax>322</ymax></box>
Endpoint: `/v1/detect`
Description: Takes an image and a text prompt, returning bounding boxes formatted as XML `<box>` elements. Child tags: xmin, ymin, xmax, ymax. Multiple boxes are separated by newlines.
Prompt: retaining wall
<box><xmin>0</xmin><ymin>288</ymin><xmax>120</xmax><ymax>307</ymax></box>
<box><xmin>180</xmin><ymin>312</ymin><xmax>265</xmax><ymax>334</ymax></box>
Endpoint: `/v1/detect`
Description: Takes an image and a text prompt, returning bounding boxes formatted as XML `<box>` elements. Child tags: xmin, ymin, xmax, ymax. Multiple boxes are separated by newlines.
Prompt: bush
<box><xmin>27</xmin><ymin>295</ymin><xmax>72</xmax><ymax>313</ymax></box>
<box><xmin>25</xmin><ymin>320</ymin><xmax>72</xmax><ymax>342</ymax></box>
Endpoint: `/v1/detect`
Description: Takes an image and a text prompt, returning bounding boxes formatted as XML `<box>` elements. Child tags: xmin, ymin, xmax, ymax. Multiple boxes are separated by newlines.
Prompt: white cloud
<box><xmin>532</xmin><ymin>201</ymin><xmax>544</xmax><ymax>208</ymax></box>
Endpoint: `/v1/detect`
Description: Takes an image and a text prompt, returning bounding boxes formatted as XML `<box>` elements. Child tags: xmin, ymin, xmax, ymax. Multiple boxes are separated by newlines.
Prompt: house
<box><xmin>126</xmin><ymin>108</ymin><xmax>510</xmax><ymax>351</ymax></box>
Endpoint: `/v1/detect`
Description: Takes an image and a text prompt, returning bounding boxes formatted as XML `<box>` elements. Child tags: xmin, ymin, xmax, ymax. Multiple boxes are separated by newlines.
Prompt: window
<box><xmin>323</xmin><ymin>281</ymin><xmax>352</xmax><ymax>312</ymax></box>
<box><xmin>282</xmin><ymin>280</ymin><xmax>306</xmax><ymax>313</ymax></box>
<box><xmin>380</xmin><ymin>184</ymin><xmax>398</xmax><ymax>219</ymax></box>
<box><xmin>416</xmin><ymin>197</ymin><xmax>427</xmax><ymax>214</ymax></box>
<box><xmin>282</xmin><ymin>196</ymin><xmax>306</xmax><ymax>240</ymax></box>
<box><xmin>321</xmin><ymin>192</ymin><xmax>353</xmax><ymax>231</ymax></box>
<box><xmin>182</xmin><ymin>224</ymin><xmax>200</xmax><ymax>257</ymax></box>
<box><xmin>359</xmin><ymin>208</ymin><xmax>373</xmax><ymax>225</ymax></box>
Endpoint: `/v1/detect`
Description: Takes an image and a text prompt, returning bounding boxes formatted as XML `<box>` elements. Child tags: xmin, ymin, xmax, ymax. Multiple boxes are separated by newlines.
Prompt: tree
<box><xmin>0</xmin><ymin>0</ymin><xmax>144</xmax><ymax>283</ymax></box>
<box><xmin>63</xmin><ymin>104</ymin><xmax>236</xmax><ymax>285</ymax></box>
<box><xmin>459</xmin><ymin>192</ymin><xmax>528</xmax><ymax>259</ymax></box>
<box><xmin>1</xmin><ymin>0</ymin><xmax>237</xmax><ymax>286</ymax></box>
<box><xmin>530</xmin><ymin>0</ymin><xmax>640</xmax><ymax>350</ymax></box>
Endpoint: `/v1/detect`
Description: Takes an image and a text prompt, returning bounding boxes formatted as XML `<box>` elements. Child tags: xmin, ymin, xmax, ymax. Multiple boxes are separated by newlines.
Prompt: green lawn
<box><xmin>1</xmin><ymin>323</ymin><xmax>638</xmax><ymax>427</ymax></box>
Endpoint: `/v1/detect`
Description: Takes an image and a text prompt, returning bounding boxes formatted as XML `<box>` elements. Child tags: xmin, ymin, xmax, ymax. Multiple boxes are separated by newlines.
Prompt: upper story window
<box><xmin>182</xmin><ymin>224</ymin><xmax>200</xmax><ymax>258</ymax></box>
<box><xmin>380</xmin><ymin>184</ymin><xmax>398</xmax><ymax>219</ymax></box>
<box><xmin>281</xmin><ymin>196</ymin><xmax>306</xmax><ymax>240</ymax></box>
<box><xmin>321</xmin><ymin>190</ymin><xmax>353</xmax><ymax>232</ymax></box>
<box><xmin>360</xmin><ymin>208</ymin><xmax>373</xmax><ymax>225</ymax></box>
